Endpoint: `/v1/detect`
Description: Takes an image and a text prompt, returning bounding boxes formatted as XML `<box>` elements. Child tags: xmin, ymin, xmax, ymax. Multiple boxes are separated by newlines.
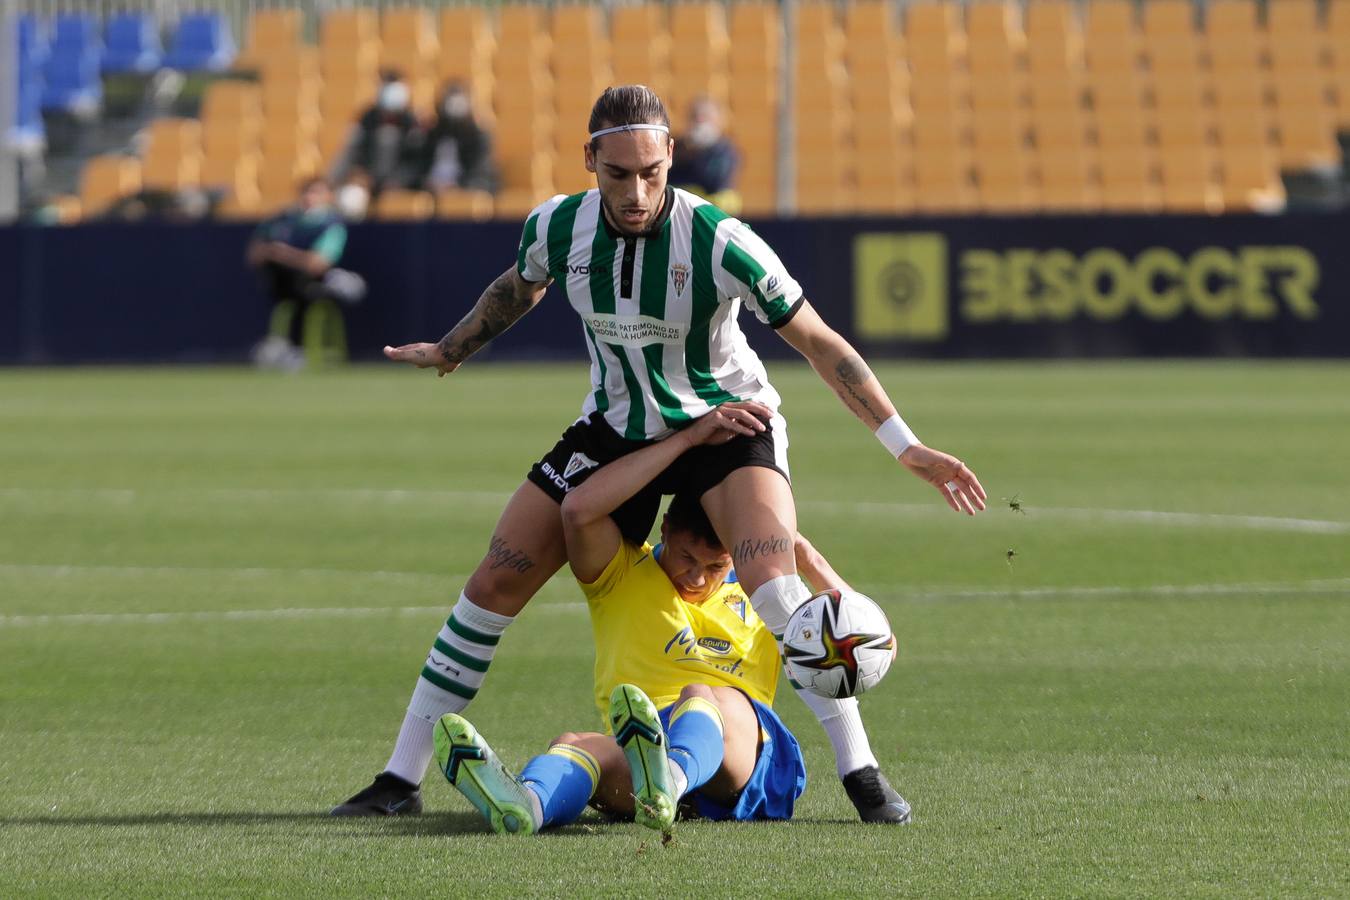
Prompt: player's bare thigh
<box><xmin>699</xmin><ymin>466</ymin><xmax>799</xmax><ymax>596</ymax></box>
<box><xmin>675</xmin><ymin>684</ymin><xmax>760</xmax><ymax>804</ymax></box>
<box><xmin>463</xmin><ymin>481</ymin><xmax>568</xmax><ymax>617</ymax></box>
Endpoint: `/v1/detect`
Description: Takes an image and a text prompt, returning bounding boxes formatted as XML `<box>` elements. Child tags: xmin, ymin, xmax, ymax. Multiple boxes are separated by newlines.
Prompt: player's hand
<box><xmin>898</xmin><ymin>444</ymin><xmax>988</xmax><ymax>515</ymax></box>
<box><xmin>684</xmin><ymin>401</ymin><xmax>773</xmax><ymax>447</ymax></box>
<box><xmin>383</xmin><ymin>342</ymin><xmax>460</xmax><ymax>377</ymax></box>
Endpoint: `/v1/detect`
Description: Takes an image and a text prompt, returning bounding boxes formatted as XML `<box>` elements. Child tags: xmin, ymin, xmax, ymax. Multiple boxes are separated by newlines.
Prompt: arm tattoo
<box><xmin>437</xmin><ymin>270</ymin><xmax>535</xmax><ymax>365</ymax></box>
<box><xmin>832</xmin><ymin>354</ymin><xmax>888</xmax><ymax>427</ymax></box>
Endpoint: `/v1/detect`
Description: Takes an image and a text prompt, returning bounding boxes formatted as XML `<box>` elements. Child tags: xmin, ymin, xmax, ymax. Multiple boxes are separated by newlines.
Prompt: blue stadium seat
<box><xmin>163</xmin><ymin>13</ymin><xmax>235</xmax><ymax>72</ymax></box>
<box><xmin>18</xmin><ymin>15</ymin><xmax>49</xmax><ymax>68</ymax></box>
<box><xmin>41</xmin><ymin>50</ymin><xmax>102</xmax><ymax>113</ymax></box>
<box><xmin>11</xmin><ymin>75</ymin><xmax>47</xmax><ymax>146</ymax></box>
<box><xmin>102</xmin><ymin>13</ymin><xmax>163</xmax><ymax>74</ymax></box>
<box><xmin>51</xmin><ymin>14</ymin><xmax>101</xmax><ymax>55</ymax></box>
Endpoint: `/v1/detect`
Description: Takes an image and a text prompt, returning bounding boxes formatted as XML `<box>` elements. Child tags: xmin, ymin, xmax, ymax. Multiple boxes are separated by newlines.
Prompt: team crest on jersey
<box><xmin>563</xmin><ymin>452</ymin><xmax>599</xmax><ymax>480</ymax></box>
<box><xmin>670</xmin><ymin>263</ymin><xmax>690</xmax><ymax>297</ymax></box>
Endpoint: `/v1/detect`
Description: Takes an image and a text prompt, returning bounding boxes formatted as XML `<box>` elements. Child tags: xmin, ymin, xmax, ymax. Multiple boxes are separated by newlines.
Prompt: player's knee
<box><xmin>677</xmin><ymin>683</ymin><xmax>715</xmax><ymax>704</ymax></box>
<box><xmin>464</xmin><ymin>566</ymin><xmax>526</xmax><ymax>615</ymax></box>
<box><xmin>549</xmin><ymin>731</ymin><xmax>585</xmax><ymax>748</ymax></box>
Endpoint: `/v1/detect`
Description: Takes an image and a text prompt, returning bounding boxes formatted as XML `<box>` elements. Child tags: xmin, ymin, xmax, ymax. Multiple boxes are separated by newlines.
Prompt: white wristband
<box><xmin>874</xmin><ymin>414</ymin><xmax>919</xmax><ymax>459</ymax></box>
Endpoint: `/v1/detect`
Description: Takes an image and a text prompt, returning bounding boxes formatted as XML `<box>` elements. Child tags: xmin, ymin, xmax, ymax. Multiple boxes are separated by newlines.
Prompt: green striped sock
<box><xmin>385</xmin><ymin>593</ymin><xmax>512</xmax><ymax>784</ymax></box>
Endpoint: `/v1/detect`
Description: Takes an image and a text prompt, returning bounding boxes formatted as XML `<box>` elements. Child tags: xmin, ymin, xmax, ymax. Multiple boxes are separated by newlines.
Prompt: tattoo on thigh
<box><xmin>486</xmin><ymin>536</ymin><xmax>536</xmax><ymax>574</ymax></box>
<box><xmin>731</xmin><ymin>534</ymin><xmax>793</xmax><ymax>566</ymax></box>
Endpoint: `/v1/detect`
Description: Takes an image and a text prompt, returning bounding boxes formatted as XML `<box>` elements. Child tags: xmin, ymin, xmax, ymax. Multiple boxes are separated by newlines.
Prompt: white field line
<box><xmin>1</xmin><ymin>487</ymin><xmax>1347</xmax><ymax>535</ymax></box>
<box><xmin>1</xmin><ymin>577</ymin><xmax>1346</xmax><ymax>629</ymax></box>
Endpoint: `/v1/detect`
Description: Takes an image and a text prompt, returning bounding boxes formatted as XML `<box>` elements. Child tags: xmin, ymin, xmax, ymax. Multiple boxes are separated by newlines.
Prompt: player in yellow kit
<box><xmin>432</xmin><ymin>400</ymin><xmax>871</xmax><ymax>834</ymax></box>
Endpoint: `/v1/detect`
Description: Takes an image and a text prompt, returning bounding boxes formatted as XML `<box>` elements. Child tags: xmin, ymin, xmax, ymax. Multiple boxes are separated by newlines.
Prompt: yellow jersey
<box><xmin>578</xmin><ymin>540</ymin><xmax>781</xmax><ymax>727</ymax></box>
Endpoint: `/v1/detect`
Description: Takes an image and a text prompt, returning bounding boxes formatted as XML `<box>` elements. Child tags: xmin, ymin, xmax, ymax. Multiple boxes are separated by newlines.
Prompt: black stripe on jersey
<box><xmin>620</xmin><ymin>239</ymin><xmax>638</xmax><ymax>299</ymax></box>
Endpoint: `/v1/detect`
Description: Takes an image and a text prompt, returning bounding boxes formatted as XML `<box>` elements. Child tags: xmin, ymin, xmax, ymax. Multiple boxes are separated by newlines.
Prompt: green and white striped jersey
<box><xmin>517</xmin><ymin>187</ymin><xmax>804</xmax><ymax>440</ymax></box>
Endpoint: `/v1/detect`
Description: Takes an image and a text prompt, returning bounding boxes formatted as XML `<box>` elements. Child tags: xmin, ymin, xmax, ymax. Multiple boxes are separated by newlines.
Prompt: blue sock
<box><xmin>666</xmin><ymin>697</ymin><xmax>726</xmax><ymax>794</ymax></box>
<box><xmin>519</xmin><ymin>744</ymin><xmax>599</xmax><ymax>828</ymax></box>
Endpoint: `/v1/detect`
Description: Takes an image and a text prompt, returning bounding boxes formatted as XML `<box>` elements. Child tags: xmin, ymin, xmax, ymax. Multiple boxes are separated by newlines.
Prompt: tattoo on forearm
<box><xmin>486</xmin><ymin>536</ymin><xmax>536</xmax><ymax>574</ymax></box>
<box><xmin>731</xmin><ymin>534</ymin><xmax>793</xmax><ymax>566</ymax></box>
<box><xmin>438</xmin><ymin>270</ymin><xmax>534</xmax><ymax>365</ymax></box>
<box><xmin>832</xmin><ymin>354</ymin><xmax>887</xmax><ymax>427</ymax></box>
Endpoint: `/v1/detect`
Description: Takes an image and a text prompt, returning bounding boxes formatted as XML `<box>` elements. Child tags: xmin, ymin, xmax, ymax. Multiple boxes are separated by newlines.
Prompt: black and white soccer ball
<box><xmin>782</xmin><ymin>589</ymin><xmax>896</xmax><ymax>699</ymax></box>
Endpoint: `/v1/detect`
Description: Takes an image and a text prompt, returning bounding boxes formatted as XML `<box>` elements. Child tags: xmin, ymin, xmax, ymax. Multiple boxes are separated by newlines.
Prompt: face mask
<box><xmin>688</xmin><ymin>121</ymin><xmax>719</xmax><ymax>147</ymax></box>
<box><xmin>378</xmin><ymin>82</ymin><xmax>410</xmax><ymax>112</ymax></box>
<box><xmin>336</xmin><ymin>184</ymin><xmax>369</xmax><ymax>220</ymax></box>
<box><xmin>442</xmin><ymin>94</ymin><xmax>470</xmax><ymax>118</ymax></box>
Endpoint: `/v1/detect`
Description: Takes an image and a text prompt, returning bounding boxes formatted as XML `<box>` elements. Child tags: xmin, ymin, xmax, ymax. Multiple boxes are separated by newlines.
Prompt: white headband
<box><xmin>589</xmin><ymin>123</ymin><xmax>671</xmax><ymax>140</ymax></box>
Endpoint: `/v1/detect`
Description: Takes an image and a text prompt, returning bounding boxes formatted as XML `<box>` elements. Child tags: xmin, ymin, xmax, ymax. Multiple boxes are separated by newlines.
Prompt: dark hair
<box><xmin>588</xmin><ymin>85</ymin><xmax>670</xmax><ymax>149</ymax></box>
<box><xmin>664</xmin><ymin>492</ymin><xmax>722</xmax><ymax>549</ymax></box>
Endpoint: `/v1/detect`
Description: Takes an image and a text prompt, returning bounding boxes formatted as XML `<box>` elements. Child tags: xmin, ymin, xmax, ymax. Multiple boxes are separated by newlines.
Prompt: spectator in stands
<box><xmin>419</xmin><ymin>82</ymin><xmax>499</xmax><ymax>194</ymax></box>
<box><xmin>247</xmin><ymin>177</ymin><xmax>364</xmax><ymax>370</ymax></box>
<box><xmin>334</xmin><ymin>69</ymin><xmax>423</xmax><ymax>210</ymax></box>
<box><xmin>669</xmin><ymin>96</ymin><xmax>741</xmax><ymax>209</ymax></box>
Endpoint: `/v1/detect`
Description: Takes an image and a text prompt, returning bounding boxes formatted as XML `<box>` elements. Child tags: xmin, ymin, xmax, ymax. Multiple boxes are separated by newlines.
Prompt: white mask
<box><xmin>336</xmin><ymin>184</ymin><xmax>369</xmax><ymax>220</ymax></box>
<box><xmin>378</xmin><ymin>82</ymin><xmax>410</xmax><ymax>112</ymax></box>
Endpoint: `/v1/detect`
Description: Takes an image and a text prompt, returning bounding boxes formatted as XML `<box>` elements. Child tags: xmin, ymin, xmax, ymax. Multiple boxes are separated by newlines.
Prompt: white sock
<box><xmin>668</xmin><ymin>760</ymin><xmax>690</xmax><ymax>799</ymax></box>
<box><xmin>523</xmin><ymin>784</ymin><xmax>545</xmax><ymax>829</ymax></box>
<box><xmin>748</xmin><ymin>574</ymin><xmax>811</xmax><ymax>636</ymax></box>
<box><xmin>795</xmin><ymin>690</ymin><xmax>880</xmax><ymax>778</ymax></box>
<box><xmin>384</xmin><ymin>592</ymin><xmax>514</xmax><ymax>785</ymax></box>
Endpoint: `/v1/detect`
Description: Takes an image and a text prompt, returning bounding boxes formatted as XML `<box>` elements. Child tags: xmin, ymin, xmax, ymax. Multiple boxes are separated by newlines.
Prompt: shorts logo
<box><xmin>670</xmin><ymin>263</ymin><xmax>690</xmax><ymax>297</ymax></box>
<box><xmin>563</xmin><ymin>452</ymin><xmax>599</xmax><ymax>480</ymax></box>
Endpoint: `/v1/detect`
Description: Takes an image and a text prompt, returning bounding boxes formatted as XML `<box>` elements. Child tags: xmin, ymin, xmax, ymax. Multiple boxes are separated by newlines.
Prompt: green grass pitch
<box><xmin>1</xmin><ymin>361</ymin><xmax>1347</xmax><ymax>897</ymax></box>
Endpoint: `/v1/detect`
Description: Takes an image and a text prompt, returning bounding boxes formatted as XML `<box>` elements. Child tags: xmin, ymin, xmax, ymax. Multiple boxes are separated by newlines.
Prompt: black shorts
<box><xmin>527</xmin><ymin>411</ymin><xmax>790</xmax><ymax>545</ymax></box>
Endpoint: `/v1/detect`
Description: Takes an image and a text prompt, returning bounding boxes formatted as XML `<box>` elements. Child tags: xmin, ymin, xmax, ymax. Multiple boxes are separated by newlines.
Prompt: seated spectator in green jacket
<box><xmin>247</xmin><ymin>177</ymin><xmax>363</xmax><ymax>370</ymax></box>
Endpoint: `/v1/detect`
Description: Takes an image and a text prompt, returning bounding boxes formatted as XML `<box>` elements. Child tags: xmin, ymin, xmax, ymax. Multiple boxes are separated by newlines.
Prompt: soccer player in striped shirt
<box><xmin>335</xmin><ymin>86</ymin><xmax>987</xmax><ymax>822</ymax></box>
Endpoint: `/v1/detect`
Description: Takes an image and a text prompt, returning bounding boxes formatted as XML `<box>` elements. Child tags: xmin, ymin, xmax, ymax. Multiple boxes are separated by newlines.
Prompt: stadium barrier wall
<box><xmin>1</xmin><ymin>214</ymin><xmax>1346</xmax><ymax>365</ymax></box>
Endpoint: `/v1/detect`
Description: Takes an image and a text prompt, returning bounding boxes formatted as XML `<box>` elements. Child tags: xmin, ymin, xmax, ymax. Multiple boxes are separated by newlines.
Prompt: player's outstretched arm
<box><xmin>561</xmin><ymin>401</ymin><xmax>773</xmax><ymax>582</ymax></box>
<box><xmin>383</xmin><ymin>266</ymin><xmax>548</xmax><ymax>376</ymax></box>
<box><xmin>776</xmin><ymin>301</ymin><xmax>988</xmax><ymax>515</ymax></box>
<box><xmin>793</xmin><ymin>534</ymin><xmax>852</xmax><ymax>593</ymax></box>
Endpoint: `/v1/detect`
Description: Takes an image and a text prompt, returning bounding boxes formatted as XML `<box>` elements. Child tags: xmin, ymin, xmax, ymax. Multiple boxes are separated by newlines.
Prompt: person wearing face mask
<box><xmin>668</xmin><ymin>96</ymin><xmax>741</xmax><ymax>209</ymax></box>
<box><xmin>420</xmin><ymin>82</ymin><xmax>499</xmax><ymax>194</ymax></box>
<box><xmin>247</xmin><ymin>177</ymin><xmax>365</xmax><ymax>369</ymax></box>
<box><xmin>338</xmin><ymin>70</ymin><xmax>424</xmax><ymax>200</ymax></box>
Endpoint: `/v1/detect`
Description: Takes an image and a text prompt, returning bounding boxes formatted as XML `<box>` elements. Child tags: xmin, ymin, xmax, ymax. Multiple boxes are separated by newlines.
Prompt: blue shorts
<box><xmin>658</xmin><ymin>697</ymin><xmax>807</xmax><ymax>821</ymax></box>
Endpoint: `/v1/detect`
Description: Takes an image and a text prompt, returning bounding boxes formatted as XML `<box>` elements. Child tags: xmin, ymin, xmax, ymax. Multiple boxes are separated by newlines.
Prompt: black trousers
<box><xmin>259</xmin><ymin>262</ymin><xmax>326</xmax><ymax>345</ymax></box>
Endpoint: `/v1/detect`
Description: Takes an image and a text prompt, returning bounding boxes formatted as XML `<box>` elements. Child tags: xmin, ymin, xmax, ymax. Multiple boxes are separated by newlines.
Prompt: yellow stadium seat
<box><xmin>1273</xmin><ymin>107</ymin><xmax>1340</xmax><ymax>167</ymax></box>
<box><xmin>1086</xmin><ymin>0</ymin><xmax>1137</xmax><ymax>38</ymax></box>
<box><xmin>1219</xmin><ymin>145</ymin><xmax>1285</xmax><ymax>210</ymax></box>
<box><xmin>202</xmin><ymin>122</ymin><xmax>259</xmax><ymax>163</ymax></box>
<box><xmin>1210</xmin><ymin>70</ymin><xmax>1270</xmax><ymax>112</ymax></box>
<box><xmin>437</xmin><ymin>189</ymin><xmax>495</xmax><ymax>221</ymax></box>
<box><xmin>236</xmin><ymin>10</ymin><xmax>302</xmax><ymax>71</ymax></box>
<box><xmin>1098</xmin><ymin>146</ymin><xmax>1162</xmax><ymax>210</ymax></box>
<box><xmin>142</xmin><ymin>151</ymin><xmax>201</xmax><ymax>192</ymax></box>
<box><xmin>1029</xmin><ymin>73</ymin><xmax>1086</xmax><ymax>112</ymax></box>
<box><xmin>1143</xmin><ymin>0</ymin><xmax>1197</xmax><ymax>37</ymax></box>
<box><xmin>259</xmin><ymin>46</ymin><xmax>320</xmax><ymax>85</ymax></box>
<box><xmin>910</xmin><ymin>69</ymin><xmax>971</xmax><ymax>113</ymax></box>
<box><xmin>1214</xmin><ymin>108</ymin><xmax>1274</xmax><ymax>148</ymax></box>
<box><xmin>374</xmin><ymin>189</ymin><xmax>435</xmax><ymax>221</ymax></box>
<box><xmin>381</xmin><ymin>8</ymin><xmax>437</xmax><ymax>71</ymax></box>
<box><xmin>1087</xmin><ymin>70</ymin><xmax>1146</xmax><ymax>109</ymax></box>
<box><xmin>145</xmin><ymin>118</ymin><xmax>201</xmax><ymax>157</ymax></box>
<box><xmin>1084</xmin><ymin>0</ymin><xmax>1140</xmax><ymax>71</ymax></box>
<box><xmin>975</xmin><ymin>149</ymin><xmax>1038</xmax><ymax>213</ymax></box>
<box><xmin>1027</xmin><ymin>1</ymin><xmax>1079</xmax><ymax>41</ymax></box>
<box><xmin>1149</xmin><ymin>68</ymin><xmax>1207</xmax><ymax>111</ymax></box>
<box><xmin>495</xmin><ymin>187</ymin><xmax>550</xmax><ymax>220</ymax></box>
<box><xmin>1094</xmin><ymin>107</ymin><xmax>1151</xmax><ymax>149</ymax></box>
<box><xmin>1154</xmin><ymin>109</ymin><xmax>1213</xmax><ymax>149</ymax></box>
<box><xmin>905</xmin><ymin>2</ymin><xmax>966</xmax><ymax>73</ymax></box>
<box><xmin>970</xmin><ymin>73</ymin><xmax>1026</xmax><ymax>112</ymax></box>
<box><xmin>201</xmin><ymin>152</ymin><xmax>259</xmax><ymax>193</ymax></box>
<box><xmin>1036</xmin><ymin>145</ymin><xmax>1098</xmax><ymax>210</ymax></box>
<box><xmin>912</xmin><ymin>111</ymin><xmax>970</xmax><ymax>150</ymax></box>
<box><xmin>972</xmin><ymin>111</ymin><xmax>1028</xmax><ymax>150</ymax></box>
<box><xmin>1031</xmin><ymin>108</ymin><xmax>1089</xmax><ymax>149</ymax></box>
<box><xmin>81</xmin><ymin>155</ymin><xmax>141</xmax><ymax>214</ymax></box>
<box><xmin>201</xmin><ymin>81</ymin><xmax>262</xmax><ymax>123</ymax></box>
<box><xmin>1158</xmin><ymin>149</ymin><xmax>1221</xmax><ymax>212</ymax></box>
<box><xmin>912</xmin><ymin>146</ymin><xmax>977</xmax><ymax>213</ymax></box>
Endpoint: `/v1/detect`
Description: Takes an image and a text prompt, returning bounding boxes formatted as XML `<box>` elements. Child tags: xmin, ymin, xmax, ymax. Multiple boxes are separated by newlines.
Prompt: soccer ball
<box><xmin>782</xmin><ymin>589</ymin><xmax>896</xmax><ymax>699</ymax></box>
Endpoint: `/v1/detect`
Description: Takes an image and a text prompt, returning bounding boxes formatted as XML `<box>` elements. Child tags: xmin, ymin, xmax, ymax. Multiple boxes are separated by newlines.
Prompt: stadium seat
<box><xmin>1219</xmin><ymin>145</ymin><xmax>1285</xmax><ymax>210</ymax></box>
<box><xmin>905</xmin><ymin>2</ymin><xmax>966</xmax><ymax>73</ymax></box>
<box><xmin>164</xmin><ymin>13</ymin><xmax>236</xmax><ymax>72</ymax></box>
<box><xmin>611</xmin><ymin>6</ymin><xmax>670</xmax><ymax>96</ymax></box>
<box><xmin>1158</xmin><ymin>149</ymin><xmax>1221</xmax><ymax>213</ymax></box>
<box><xmin>236</xmin><ymin>9</ymin><xmax>302</xmax><ymax>71</ymax></box>
<box><xmin>1036</xmin><ymin>145</ymin><xmax>1099</xmax><ymax>211</ymax></box>
<box><xmin>437</xmin><ymin>189</ymin><xmax>494</xmax><ymax>221</ymax></box>
<box><xmin>102</xmin><ymin>13</ymin><xmax>163</xmax><ymax>74</ymax></box>
<box><xmin>1099</xmin><ymin>146</ymin><xmax>1163</xmax><ymax>211</ymax></box>
<box><xmin>1084</xmin><ymin>0</ymin><xmax>1140</xmax><ymax>71</ymax></box>
<box><xmin>1205</xmin><ymin>0</ymin><xmax>1266</xmax><ymax>73</ymax></box>
<box><xmin>41</xmin><ymin>48</ymin><xmax>102</xmax><ymax>113</ymax></box>
<box><xmin>375</xmin><ymin>189</ymin><xmax>436</xmax><ymax>221</ymax></box>
<box><xmin>80</xmin><ymin>155</ymin><xmax>141</xmax><ymax>214</ymax></box>
<box><xmin>52</xmin><ymin>14</ymin><xmax>101</xmax><ymax>55</ymax></box>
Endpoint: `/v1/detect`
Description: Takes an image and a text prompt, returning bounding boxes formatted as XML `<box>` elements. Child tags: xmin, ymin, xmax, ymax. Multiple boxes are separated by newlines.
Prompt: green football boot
<box><xmin>432</xmin><ymin>714</ymin><xmax>537</xmax><ymax>835</ymax></box>
<box><xmin>610</xmin><ymin>683</ymin><xmax>677</xmax><ymax>835</ymax></box>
